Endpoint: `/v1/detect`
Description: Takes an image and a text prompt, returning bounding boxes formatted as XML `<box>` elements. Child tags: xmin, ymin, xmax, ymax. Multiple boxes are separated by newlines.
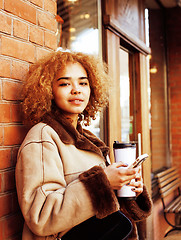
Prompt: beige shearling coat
<box><xmin>16</xmin><ymin>109</ymin><xmax>152</xmax><ymax>240</ymax></box>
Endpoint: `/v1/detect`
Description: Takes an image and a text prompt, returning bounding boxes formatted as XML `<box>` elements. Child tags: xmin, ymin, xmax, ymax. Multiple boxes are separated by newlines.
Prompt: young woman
<box><xmin>15</xmin><ymin>50</ymin><xmax>152</xmax><ymax>240</ymax></box>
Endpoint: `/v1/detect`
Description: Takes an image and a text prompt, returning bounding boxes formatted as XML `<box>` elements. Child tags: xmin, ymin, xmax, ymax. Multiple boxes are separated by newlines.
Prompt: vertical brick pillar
<box><xmin>149</xmin><ymin>9</ymin><xmax>168</xmax><ymax>171</ymax></box>
<box><xmin>0</xmin><ymin>0</ymin><xmax>57</xmax><ymax>239</ymax></box>
<box><xmin>166</xmin><ymin>7</ymin><xmax>181</xmax><ymax>172</ymax></box>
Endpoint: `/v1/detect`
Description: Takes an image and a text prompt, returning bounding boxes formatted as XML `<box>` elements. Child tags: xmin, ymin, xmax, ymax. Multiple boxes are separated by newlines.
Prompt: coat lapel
<box><xmin>42</xmin><ymin>108</ymin><xmax>109</xmax><ymax>161</ymax></box>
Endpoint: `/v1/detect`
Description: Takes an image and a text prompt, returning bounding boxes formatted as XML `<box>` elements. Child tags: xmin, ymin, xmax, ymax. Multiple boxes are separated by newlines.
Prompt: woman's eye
<box><xmin>80</xmin><ymin>82</ymin><xmax>88</xmax><ymax>86</ymax></box>
<box><xmin>59</xmin><ymin>83</ymin><xmax>69</xmax><ymax>86</ymax></box>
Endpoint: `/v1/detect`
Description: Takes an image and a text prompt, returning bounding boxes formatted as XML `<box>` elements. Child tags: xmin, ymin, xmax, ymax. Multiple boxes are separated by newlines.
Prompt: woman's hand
<box><xmin>128</xmin><ymin>167</ymin><xmax>143</xmax><ymax>196</ymax></box>
<box><xmin>104</xmin><ymin>162</ymin><xmax>137</xmax><ymax>190</ymax></box>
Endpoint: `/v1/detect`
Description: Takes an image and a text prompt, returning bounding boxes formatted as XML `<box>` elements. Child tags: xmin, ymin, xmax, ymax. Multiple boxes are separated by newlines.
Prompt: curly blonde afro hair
<box><xmin>22</xmin><ymin>50</ymin><xmax>111</xmax><ymax>126</ymax></box>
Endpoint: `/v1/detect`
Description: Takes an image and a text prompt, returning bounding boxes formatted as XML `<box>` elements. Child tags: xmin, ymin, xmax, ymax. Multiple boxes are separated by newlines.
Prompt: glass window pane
<box><xmin>119</xmin><ymin>48</ymin><xmax>132</xmax><ymax>142</ymax></box>
<box><xmin>57</xmin><ymin>0</ymin><xmax>99</xmax><ymax>55</ymax></box>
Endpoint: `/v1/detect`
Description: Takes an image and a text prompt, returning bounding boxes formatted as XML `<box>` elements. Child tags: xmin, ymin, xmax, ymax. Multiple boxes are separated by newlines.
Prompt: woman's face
<box><xmin>52</xmin><ymin>62</ymin><xmax>91</xmax><ymax>121</ymax></box>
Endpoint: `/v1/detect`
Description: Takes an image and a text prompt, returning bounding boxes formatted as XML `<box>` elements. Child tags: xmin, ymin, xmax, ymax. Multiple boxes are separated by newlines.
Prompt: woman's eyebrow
<box><xmin>57</xmin><ymin>76</ymin><xmax>88</xmax><ymax>81</ymax></box>
<box><xmin>57</xmin><ymin>77</ymin><xmax>70</xmax><ymax>81</ymax></box>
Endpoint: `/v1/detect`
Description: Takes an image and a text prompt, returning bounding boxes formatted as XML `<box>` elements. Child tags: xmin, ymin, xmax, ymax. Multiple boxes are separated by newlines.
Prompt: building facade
<box><xmin>0</xmin><ymin>0</ymin><xmax>181</xmax><ymax>239</ymax></box>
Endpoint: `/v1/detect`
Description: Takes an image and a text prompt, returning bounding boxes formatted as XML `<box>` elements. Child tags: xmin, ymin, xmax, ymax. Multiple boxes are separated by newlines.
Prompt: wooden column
<box><xmin>138</xmin><ymin>53</ymin><xmax>153</xmax><ymax>240</ymax></box>
<box><xmin>105</xmin><ymin>29</ymin><xmax>122</xmax><ymax>162</ymax></box>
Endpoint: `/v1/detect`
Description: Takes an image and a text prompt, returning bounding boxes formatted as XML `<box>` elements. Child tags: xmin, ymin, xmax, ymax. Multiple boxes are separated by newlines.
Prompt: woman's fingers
<box><xmin>115</xmin><ymin>168</ymin><xmax>137</xmax><ymax>189</ymax></box>
<box><xmin>114</xmin><ymin>161</ymin><xmax>128</xmax><ymax>168</ymax></box>
<box><xmin>104</xmin><ymin>163</ymin><xmax>139</xmax><ymax>190</ymax></box>
<box><xmin>129</xmin><ymin>180</ymin><xmax>143</xmax><ymax>188</ymax></box>
<box><xmin>131</xmin><ymin>187</ymin><xmax>143</xmax><ymax>195</ymax></box>
<box><xmin>131</xmin><ymin>186</ymin><xmax>143</xmax><ymax>196</ymax></box>
<box><xmin>118</xmin><ymin>168</ymin><xmax>137</xmax><ymax>179</ymax></box>
<box><xmin>129</xmin><ymin>177</ymin><xmax>144</xmax><ymax>196</ymax></box>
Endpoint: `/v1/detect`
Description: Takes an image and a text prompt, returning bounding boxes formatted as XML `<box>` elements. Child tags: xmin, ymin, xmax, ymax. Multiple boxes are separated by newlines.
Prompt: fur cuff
<box><xmin>79</xmin><ymin>166</ymin><xmax>119</xmax><ymax>219</ymax></box>
<box><xmin>123</xmin><ymin>185</ymin><xmax>152</xmax><ymax>221</ymax></box>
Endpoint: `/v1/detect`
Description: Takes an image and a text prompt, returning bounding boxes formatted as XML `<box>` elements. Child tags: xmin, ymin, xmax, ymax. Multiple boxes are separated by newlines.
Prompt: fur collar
<box><xmin>42</xmin><ymin>107</ymin><xmax>109</xmax><ymax>161</ymax></box>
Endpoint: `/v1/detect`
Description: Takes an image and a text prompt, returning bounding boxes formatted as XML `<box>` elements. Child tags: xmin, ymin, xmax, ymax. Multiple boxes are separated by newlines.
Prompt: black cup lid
<box><xmin>113</xmin><ymin>141</ymin><xmax>136</xmax><ymax>149</ymax></box>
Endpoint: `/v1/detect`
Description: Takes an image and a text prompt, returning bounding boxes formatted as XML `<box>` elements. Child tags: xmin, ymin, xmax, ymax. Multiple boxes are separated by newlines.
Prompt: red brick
<box><xmin>44</xmin><ymin>0</ymin><xmax>57</xmax><ymax>15</ymax></box>
<box><xmin>0</xmin><ymin>58</ymin><xmax>11</xmax><ymax>78</ymax></box>
<box><xmin>0</xmin><ymin>12</ymin><xmax>12</xmax><ymax>34</ymax></box>
<box><xmin>0</xmin><ymin>219</ymin><xmax>3</xmax><ymax>239</ymax></box>
<box><xmin>36</xmin><ymin>47</ymin><xmax>52</xmax><ymax>61</ymax></box>
<box><xmin>4</xmin><ymin>125</ymin><xmax>26</xmax><ymax>146</ymax></box>
<box><xmin>0</xmin><ymin>103</ymin><xmax>11</xmax><ymax>123</ymax></box>
<box><xmin>4</xmin><ymin>213</ymin><xmax>24</xmax><ymax>239</ymax></box>
<box><xmin>3</xmin><ymin>170</ymin><xmax>15</xmax><ymax>192</ymax></box>
<box><xmin>44</xmin><ymin>31</ymin><xmax>57</xmax><ymax>50</ymax></box>
<box><xmin>1</xmin><ymin>36</ymin><xmax>35</xmax><ymax>63</ymax></box>
<box><xmin>12</xmin><ymin>146</ymin><xmax>20</xmax><ymax>167</ymax></box>
<box><xmin>12</xmin><ymin>192</ymin><xmax>20</xmax><ymax>213</ymax></box>
<box><xmin>12</xmin><ymin>60</ymin><xmax>29</xmax><ymax>81</ymax></box>
<box><xmin>167</xmin><ymin>8</ymin><xmax>181</xmax><ymax>172</ymax></box>
<box><xmin>0</xmin><ymin>0</ymin><xmax>3</xmax><ymax>9</ymax></box>
<box><xmin>30</xmin><ymin>0</ymin><xmax>43</xmax><ymax>8</ymax></box>
<box><xmin>11</xmin><ymin>103</ymin><xmax>23</xmax><ymax>123</ymax></box>
<box><xmin>3</xmin><ymin>81</ymin><xmax>22</xmax><ymax>101</ymax></box>
<box><xmin>0</xmin><ymin>127</ymin><xmax>3</xmax><ymax>145</ymax></box>
<box><xmin>0</xmin><ymin>194</ymin><xmax>12</xmax><ymax>217</ymax></box>
<box><xmin>38</xmin><ymin>11</ymin><xmax>57</xmax><ymax>32</ymax></box>
<box><xmin>5</xmin><ymin>0</ymin><xmax>36</xmax><ymax>24</ymax></box>
<box><xmin>13</xmin><ymin>19</ymin><xmax>28</xmax><ymax>40</ymax></box>
<box><xmin>0</xmin><ymin>81</ymin><xmax>2</xmax><ymax>100</ymax></box>
<box><xmin>0</xmin><ymin>149</ymin><xmax>11</xmax><ymax>169</ymax></box>
<box><xmin>0</xmin><ymin>173</ymin><xmax>2</xmax><ymax>192</ymax></box>
<box><xmin>29</xmin><ymin>25</ymin><xmax>44</xmax><ymax>46</ymax></box>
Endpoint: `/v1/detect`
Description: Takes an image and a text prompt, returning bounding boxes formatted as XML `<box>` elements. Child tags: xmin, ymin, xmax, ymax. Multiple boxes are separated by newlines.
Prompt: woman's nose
<box><xmin>71</xmin><ymin>85</ymin><xmax>81</xmax><ymax>95</ymax></box>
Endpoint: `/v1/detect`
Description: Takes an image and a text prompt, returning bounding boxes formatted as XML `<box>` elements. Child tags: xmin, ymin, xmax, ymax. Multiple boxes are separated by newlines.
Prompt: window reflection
<box><xmin>71</xmin><ymin>28</ymin><xmax>99</xmax><ymax>54</ymax></box>
<box><xmin>57</xmin><ymin>0</ymin><xmax>99</xmax><ymax>55</ymax></box>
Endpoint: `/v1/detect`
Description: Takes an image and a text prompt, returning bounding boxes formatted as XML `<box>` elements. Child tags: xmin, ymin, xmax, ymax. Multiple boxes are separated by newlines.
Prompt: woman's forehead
<box><xmin>56</xmin><ymin>62</ymin><xmax>87</xmax><ymax>78</ymax></box>
<box><xmin>60</xmin><ymin>61</ymin><xmax>86</xmax><ymax>72</ymax></box>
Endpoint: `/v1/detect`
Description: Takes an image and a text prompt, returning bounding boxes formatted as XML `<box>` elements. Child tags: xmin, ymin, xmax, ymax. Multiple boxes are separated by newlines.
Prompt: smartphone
<box><xmin>129</xmin><ymin>153</ymin><xmax>149</xmax><ymax>168</ymax></box>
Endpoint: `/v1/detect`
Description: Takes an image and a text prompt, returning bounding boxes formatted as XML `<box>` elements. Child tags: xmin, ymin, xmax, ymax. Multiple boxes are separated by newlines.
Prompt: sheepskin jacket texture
<box><xmin>15</xmin><ymin>108</ymin><xmax>152</xmax><ymax>240</ymax></box>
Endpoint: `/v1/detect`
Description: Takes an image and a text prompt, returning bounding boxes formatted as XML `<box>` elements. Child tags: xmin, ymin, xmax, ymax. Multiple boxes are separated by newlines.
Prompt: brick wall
<box><xmin>166</xmin><ymin>7</ymin><xmax>181</xmax><ymax>171</ymax></box>
<box><xmin>149</xmin><ymin>8</ymin><xmax>181</xmax><ymax>239</ymax></box>
<box><xmin>150</xmin><ymin>7</ymin><xmax>181</xmax><ymax>173</ymax></box>
<box><xmin>0</xmin><ymin>0</ymin><xmax>57</xmax><ymax>239</ymax></box>
<box><xmin>149</xmin><ymin>9</ymin><xmax>168</xmax><ymax>171</ymax></box>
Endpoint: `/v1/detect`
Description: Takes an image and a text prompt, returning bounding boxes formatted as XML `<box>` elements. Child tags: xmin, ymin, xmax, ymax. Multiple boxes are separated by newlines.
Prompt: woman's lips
<box><xmin>69</xmin><ymin>99</ymin><xmax>83</xmax><ymax>104</ymax></box>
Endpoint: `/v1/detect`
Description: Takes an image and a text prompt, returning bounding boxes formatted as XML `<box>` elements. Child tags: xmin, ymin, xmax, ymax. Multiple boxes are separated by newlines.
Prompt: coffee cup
<box><xmin>113</xmin><ymin>141</ymin><xmax>136</xmax><ymax>199</ymax></box>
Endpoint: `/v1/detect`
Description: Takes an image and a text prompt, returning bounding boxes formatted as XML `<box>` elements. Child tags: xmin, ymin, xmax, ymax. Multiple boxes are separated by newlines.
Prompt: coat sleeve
<box><xmin>15</xmin><ymin>127</ymin><xmax>119</xmax><ymax>237</ymax></box>
<box><xmin>79</xmin><ymin>165</ymin><xmax>119</xmax><ymax>219</ymax></box>
<box><xmin>119</xmin><ymin>185</ymin><xmax>152</xmax><ymax>221</ymax></box>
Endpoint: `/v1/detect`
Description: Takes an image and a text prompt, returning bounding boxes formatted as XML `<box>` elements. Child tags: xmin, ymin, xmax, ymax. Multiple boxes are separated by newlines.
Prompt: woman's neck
<box><xmin>70</xmin><ymin>117</ymin><xmax>78</xmax><ymax>129</ymax></box>
<box><xmin>51</xmin><ymin>102</ymin><xmax>78</xmax><ymax>129</ymax></box>
<box><xmin>60</xmin><ymin>112</ymin><xmax>78</xmax><ymax>129</ymax></box>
